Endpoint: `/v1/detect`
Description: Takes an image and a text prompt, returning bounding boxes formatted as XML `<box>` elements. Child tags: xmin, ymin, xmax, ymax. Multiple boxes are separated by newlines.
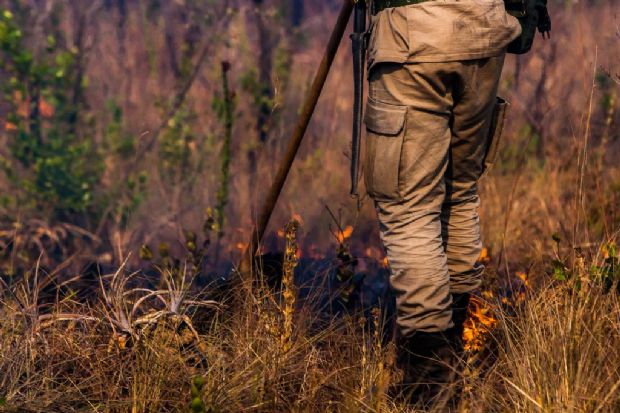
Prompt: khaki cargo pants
<box><xmin>365</xmin><ymin>55</ymin><xmax>506</xmax><ymax>336</ymax></box>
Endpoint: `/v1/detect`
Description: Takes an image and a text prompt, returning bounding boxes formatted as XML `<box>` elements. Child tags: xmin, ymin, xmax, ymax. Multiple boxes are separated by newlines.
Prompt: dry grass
<box><xmin>0</xmin><ymin>236</ymin><xmax>618</xmax><ymax>412</ymax></box>
<box><xmin>0</xmin><ymin>262</ymin><xmax>391</xmax><ymax>411</ymax></box>
<box><xmin>469</xmin><ymin>281</ymin><xmax>620</xmax><ymax>412</ymax></box>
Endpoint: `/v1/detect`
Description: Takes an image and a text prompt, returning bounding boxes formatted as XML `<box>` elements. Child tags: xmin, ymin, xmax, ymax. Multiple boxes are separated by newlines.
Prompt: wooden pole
<box><xmin>238</xmin><ymin>0</ymin><xmax>354</xmax><ymax>279</ymax></box>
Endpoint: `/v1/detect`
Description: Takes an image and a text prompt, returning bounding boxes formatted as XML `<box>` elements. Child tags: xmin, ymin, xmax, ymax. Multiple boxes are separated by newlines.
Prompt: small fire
<box><xmin>336</xmin><ymin>225</ymin><xmax>353</xmax><ymax>244</ymax></box>
<box><xmin>515</xmin><ymin>271</ymin><xmax>530</xmax><ymax>288</ymax></box>
<box><xmin>363</xmin><ymin>246</ymin><xmax>390</xmax><ymax>268</ymax></box>
<box><xmin>479</xmin><ymin>247</ymin><xmax>491</xmax><ymax>264</ymax></box>
<box><xmin>463</xmin><ymin>295</ymin><xmax>498</xmax><ymax>352</ymax></box>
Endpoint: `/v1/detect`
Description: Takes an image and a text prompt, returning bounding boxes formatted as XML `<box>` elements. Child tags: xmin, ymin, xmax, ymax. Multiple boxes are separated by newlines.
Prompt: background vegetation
<box><xmin>0</xmin><ymin>0</ymin><xmax>619</xmax><ymax>411</ymax></box>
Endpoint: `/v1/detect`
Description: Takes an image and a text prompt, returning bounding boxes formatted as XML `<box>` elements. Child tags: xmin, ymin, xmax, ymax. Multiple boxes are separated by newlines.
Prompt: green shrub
<box><xmin>0</xmin><ymin>9</ymin><xmax>103</xmax><ymax>221</ymax></box>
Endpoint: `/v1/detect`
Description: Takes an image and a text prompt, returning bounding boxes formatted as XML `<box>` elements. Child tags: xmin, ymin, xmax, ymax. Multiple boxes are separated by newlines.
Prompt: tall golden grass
<box><xmin>1</xmin><ymin>239</ymin><xmax>618</xmax><ymax>412</ymax></box>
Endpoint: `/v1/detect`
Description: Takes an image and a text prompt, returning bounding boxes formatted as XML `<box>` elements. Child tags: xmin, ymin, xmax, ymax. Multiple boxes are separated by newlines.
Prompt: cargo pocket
<box><xmin>363</xmin><ymin>98</ymin><xmax>407</xmax><ymax>201</ymax></box>
<box><xmin>482</xmin><ymin>96</ymin><xmax>509</xmax><ymax>175</ymax></box>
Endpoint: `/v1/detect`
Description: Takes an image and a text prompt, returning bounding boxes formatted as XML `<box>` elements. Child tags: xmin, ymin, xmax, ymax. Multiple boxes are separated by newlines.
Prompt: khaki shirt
<box><xmin>367</xmin><ymin>0</ymin><xmax>522</xmax><ymax>70</ymax></box>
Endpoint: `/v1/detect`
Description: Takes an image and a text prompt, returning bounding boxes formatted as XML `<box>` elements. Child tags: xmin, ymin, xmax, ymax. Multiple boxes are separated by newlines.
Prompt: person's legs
<box><xmin>366</xmin><ymin>61</ymin><xmax>457</xmax><ymax>337</ymax></box>
<box><xmin>442</xmin><ymin>54</ymin><xmax>506</xmax><ymax>296</ymax></box>
<box><xmin>366</xmin><ymin>61</ymin><xmax>460</xmax><ymax>406</ymax></box>
<box><xmin>367</xmin><ymin>56</ymin><xmax>507</xmax><ymax>407</ymax></box>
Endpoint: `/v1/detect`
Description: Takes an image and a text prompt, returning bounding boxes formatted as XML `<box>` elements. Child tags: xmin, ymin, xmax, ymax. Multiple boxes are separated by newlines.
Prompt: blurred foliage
<box><xmin>548</xmin><ymin>233</ymin><xmax>619</xmax><ymax>295</ymax></box>
<box><xmin>0</xmin><ymin>0</ymin><xmax>616</xmax><ymax>283</ymax></box>
<box><xmin>0</xmin><ymin>9</ymin><xmax>103</xmax><ymax>221</ymax></box>
<box><xmin>159</xmin><ymin>108</ymin><xmax>198</xmax><ymax>181</ymax></box>
<box><xmin>140</xmin><ymin>211</ymin><xmax>216</xmax><ymax>283</ymax></box>
<box><xmin>240</xmin><ymin>67</ymin><xmax>274</xmax><ymax>117</ymax></box>
<box><xmin>593</xmin><ymin>242</ymin><xmax>620</xmax><ymax>294</ymax></box>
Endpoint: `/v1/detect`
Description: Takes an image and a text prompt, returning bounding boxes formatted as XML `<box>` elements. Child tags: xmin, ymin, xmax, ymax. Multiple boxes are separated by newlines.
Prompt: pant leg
<box><xmin>441</xmin><ymin>54</ymin><xmax>506</xmax><ymax>294</ymax></box>
<box><xmin>366</xmin><ymin>62</ymin><xmax>458</xmax><ymax>336</ymax></box>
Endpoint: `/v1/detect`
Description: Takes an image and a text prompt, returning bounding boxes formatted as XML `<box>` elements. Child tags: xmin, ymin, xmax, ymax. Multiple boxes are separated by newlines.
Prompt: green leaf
<box><xmin>190</xmin><ymin>397</ymin><xmax>206</xmax><ymax>413</ymax></box>
<box><xmin>551</xmin><ymin>259</ymin><xmax>568</xmax><ymax>281</ymax></box>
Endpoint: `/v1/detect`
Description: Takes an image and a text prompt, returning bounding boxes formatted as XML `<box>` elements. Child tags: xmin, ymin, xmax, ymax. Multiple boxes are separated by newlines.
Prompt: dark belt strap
<box><xmin>373</xmin><ymin>0</ymin><xmax>431</xmax><ymax>14</ymax></box>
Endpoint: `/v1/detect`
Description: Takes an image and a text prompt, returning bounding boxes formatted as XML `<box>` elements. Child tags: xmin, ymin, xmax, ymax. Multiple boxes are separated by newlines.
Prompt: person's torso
<box><xmin>367</xmin><ymin>0</ymin><xmax>522</xmax><ymax>70</ymax></box>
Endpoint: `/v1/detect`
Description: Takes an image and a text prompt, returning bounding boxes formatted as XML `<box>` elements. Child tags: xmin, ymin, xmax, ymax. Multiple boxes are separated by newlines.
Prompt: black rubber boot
<box><xmin>393</xmin><ymin>331</ymin><xmax>457</xmax><ymax>409</ymax></box>
<box><xmin>450</xmin><ymin>292</ymin><xmax>472</xmax><ymax>353</ymax></box>
<box><xmin>452</xmin><ymin>293</ymin><xmax>471</xmax><ymax>344</ymax></box>
<box><xmin>391</xmin><ymin>294</ymin><xmax>472</xmax><ymax>409</ymax></box>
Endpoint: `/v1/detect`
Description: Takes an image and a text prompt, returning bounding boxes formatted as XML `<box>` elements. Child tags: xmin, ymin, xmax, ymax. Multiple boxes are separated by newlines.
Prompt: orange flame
<box><xmin>463</xmin><ymin>296</ymin><xmax>498</xmax><ymax>352</ymax></box>
<box><xmin>481</xmin><ymin>290</ymin><xmax>493</xmax><ymax>299</ymax></box>
<box><xmin>478</xmin><ymin>247</ymin><xmax>491</xmax><ymax>264</ymax></box>
<box><xmin>515</xmin><ymin>271</ymin><xmax>530</xmax><ymax>288</ymax></box>
<box><xmin>336</xmin><ymin>225</ymin><xmax>353</xmax><ymax>244</ymax></box>
<box><xmin>364</xmin><ymin>246</ymin><xmax>382</xmax><ymax>260</ymax></box>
